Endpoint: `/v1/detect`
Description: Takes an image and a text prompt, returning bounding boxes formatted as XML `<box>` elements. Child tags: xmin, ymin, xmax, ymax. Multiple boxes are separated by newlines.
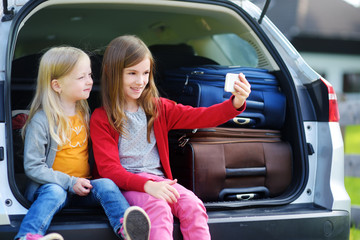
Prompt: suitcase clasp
<box><xmin>177</xmin><ymin>129</ymin><xmax>198</xmax><ymax>147</ymax></box>
<box><xmin>184</xmin><ymin>75</ymin><xmax>189</xmax><ymax>86</ymax></box>
<box><xmin>178</xmin><ymin>135</ymin><xmax>189</xmax><ymax>147</ymax></box>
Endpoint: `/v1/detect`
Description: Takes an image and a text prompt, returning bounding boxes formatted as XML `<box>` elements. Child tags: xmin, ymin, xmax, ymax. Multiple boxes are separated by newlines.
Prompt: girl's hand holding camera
<box><xmin>227</xmin><ymin>73</ymin><xmax>251</xmax><ymax>109</ymax></box>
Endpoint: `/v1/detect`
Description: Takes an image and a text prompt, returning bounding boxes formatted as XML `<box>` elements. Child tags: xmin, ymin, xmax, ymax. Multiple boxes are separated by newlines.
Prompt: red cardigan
<box><xmin>90</xmin><ymin>97</ymin><xmax>245</xmax><ymax>192</ymax></box>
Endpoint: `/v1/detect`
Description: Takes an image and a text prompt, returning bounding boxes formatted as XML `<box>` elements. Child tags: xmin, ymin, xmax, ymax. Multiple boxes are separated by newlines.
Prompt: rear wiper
<box><xmin>1</xmin><ymin>0</ymin><xmax>15</xmax><ymax>22</ymax></box>
<box><xmin>258</xmin><ymin>0</ymin><xmax>271</xmax><ymax>24</ymax></box>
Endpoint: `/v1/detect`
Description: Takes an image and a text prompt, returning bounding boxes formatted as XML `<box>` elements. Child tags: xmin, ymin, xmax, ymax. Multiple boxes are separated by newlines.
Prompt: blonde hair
<box><xmin>22</xmin><ymin>46</ymin><xmax>91</xmax><ymax>146</ymax></box>
<box><xmin>101</xmin><ymin>35</ymin><xmax>160</xmax><ymax>142</ymax></box>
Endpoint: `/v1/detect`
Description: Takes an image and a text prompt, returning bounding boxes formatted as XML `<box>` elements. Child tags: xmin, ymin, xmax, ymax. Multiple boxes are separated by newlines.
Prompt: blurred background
<box><xmin>253</xmin><ymin>0</ymin><xmax>360</xmax><ymax>237</ymax></box>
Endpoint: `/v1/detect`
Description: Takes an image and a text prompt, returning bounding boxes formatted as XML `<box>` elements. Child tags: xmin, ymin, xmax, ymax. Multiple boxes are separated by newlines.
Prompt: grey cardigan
<box><xmin>24</xmin><ymin>110</ymin><xmax>78</xmax><ymax>201</ymax></box>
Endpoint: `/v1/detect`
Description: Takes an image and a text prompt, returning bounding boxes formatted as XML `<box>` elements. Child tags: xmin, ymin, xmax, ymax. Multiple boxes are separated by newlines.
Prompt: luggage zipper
<box><xmin>190</xmin><ymin>71</ymin><xmax>205</xmax><ymax>75</ymax></box>
<box><xmin>177</xmin><ymin>129</ymin><xmax>280</xmax><ymax>147</ymax></box>
<box><xmin>185</xmin><ymin>71</ymin><xmax>205</xmax><ymax>85</ymax></box>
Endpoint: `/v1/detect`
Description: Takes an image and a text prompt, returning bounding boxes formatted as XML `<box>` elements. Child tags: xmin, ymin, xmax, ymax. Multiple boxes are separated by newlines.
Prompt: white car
<box><xmin>0</xmin><ymin>0</ymin><xmax>350</xmax><ymax>239</ymax></box>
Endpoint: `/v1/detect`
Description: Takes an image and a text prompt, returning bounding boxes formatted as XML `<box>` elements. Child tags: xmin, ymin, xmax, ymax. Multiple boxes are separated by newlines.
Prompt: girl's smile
<box><xmin>130</xmin><ymin>86</ymin><xmax>144</xmax><ymax>93</ymax></box>
<box><xmin>123</xmin><ymin>57</ymin><xmax>150</xmax><ymax>109</ymax></box>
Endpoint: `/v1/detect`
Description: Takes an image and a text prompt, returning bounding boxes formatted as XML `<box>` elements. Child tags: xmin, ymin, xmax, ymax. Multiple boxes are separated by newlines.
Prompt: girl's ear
<box><xmin>51</xmin><ymin>79</ymin><xmax>62</xmax><ymax>94</ymax></box>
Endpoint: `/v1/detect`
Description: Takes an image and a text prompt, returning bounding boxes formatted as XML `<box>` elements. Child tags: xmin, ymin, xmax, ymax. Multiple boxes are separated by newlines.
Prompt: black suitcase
<box><xmin>169</xmin><ymin>127</ymin><xmax>292</xmax><ymax>202</ymax></box>
<box><xmin>162</xmin><ymin>65</ymin><xmax>286</xmax><ymax>129</ymax></box>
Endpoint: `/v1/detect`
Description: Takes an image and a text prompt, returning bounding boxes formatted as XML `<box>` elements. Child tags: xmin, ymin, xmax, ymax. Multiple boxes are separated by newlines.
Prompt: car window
<box><xmin>213</xmin><ymin>33</ymin><xmax>258</xmax><ymax>67</ymax></box>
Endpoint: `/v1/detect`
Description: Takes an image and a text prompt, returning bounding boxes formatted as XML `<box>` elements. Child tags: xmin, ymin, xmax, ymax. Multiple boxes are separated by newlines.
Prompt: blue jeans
<box><xmin>15</xmin><ymin>178</ymin><xmax>129</xmax><ymax>239</ymax></box>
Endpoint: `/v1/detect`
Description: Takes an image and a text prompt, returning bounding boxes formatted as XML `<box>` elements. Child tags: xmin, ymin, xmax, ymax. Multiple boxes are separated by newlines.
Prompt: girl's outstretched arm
<box><xmin>232</xmin><ymin>73</ymin><xmax>251</xmax><ymax>109</ymax></box>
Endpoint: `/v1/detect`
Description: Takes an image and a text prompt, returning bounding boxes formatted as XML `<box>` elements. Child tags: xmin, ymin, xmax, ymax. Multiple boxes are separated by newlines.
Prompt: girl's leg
<box><xmin>123</xmin><ymin>190</ymin><xmax>173</xmax><ymax>240</ymax></box>
<box><xmin>14</xmin><ymin>184</ymin><xmax>67</xmax><ymax>240</ymax></box>
<box><xmin>80</xmin><ymin>178</ymin><xmax>130</xmax><ymax>234</ymax></box>
<box><xmin>171</xmin><ymin>184</ymin><xmax>211</xmax><ymax>240</ymax></box>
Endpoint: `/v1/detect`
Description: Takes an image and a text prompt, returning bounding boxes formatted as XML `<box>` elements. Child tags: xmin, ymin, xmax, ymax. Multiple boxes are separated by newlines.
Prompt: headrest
<box><xmin>11</xmin><ymin>53</ymin><xmax>103</xmax><ymax>83</ymax></box>
<box><xmin>149</xmin><ymin>43</ymin><xmax>195</xmax><ymax>56</ymax></box>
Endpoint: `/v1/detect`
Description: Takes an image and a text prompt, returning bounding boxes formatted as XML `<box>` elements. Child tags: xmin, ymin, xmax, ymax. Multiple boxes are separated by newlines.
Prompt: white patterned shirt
<box><xmin>118</xmin><ymin>107</ymin><xmax>164</xmax><ymax>176</ymax></box>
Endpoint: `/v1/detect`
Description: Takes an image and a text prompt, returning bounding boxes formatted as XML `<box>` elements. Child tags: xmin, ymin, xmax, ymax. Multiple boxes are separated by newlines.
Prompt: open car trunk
<box><xmin>9</xmin><ymin>0</ymin><xmax>306</xmax><ymax>217</ymax></box>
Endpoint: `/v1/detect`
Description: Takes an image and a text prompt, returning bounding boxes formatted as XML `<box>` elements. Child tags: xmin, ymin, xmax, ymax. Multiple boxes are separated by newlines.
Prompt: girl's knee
<box><xmin>145</xmin><ymin>200</ymin><xmax>172</xmax><ymax>217</ymax></box>
<box><xmin>91</xmin><ymin>178</ymin><xmax>119</xmax><ymax>192</ymax></box>
<box><xmin>36</xmin><ymin>184</ymin><xmax>67</xmax><ymax>201</ymax></box>
<box><xmin>179</xmin><ymin>190</ymin><xmax>203</xmax><ymax>204</ymax></box>
<box><xmin>177</xmin><ymin>194</ymin><xmax>206</xmax><ymax>217</ymax></box>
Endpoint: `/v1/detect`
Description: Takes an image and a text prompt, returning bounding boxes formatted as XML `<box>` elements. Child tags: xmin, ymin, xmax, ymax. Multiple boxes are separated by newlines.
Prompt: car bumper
<box><xmin>0</xmin><ymin>204</ymin><xmax>350</xmax><ymax>240</ymax></box>
<box><xmin>207</xmin><ymin>204</ymin><xmax>350</xmax><ymax>240</ymax></box>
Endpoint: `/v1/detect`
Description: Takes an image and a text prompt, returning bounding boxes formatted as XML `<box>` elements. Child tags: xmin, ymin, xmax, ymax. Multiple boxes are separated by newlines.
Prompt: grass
<box><xmin>346</xmin><ymin>177</ymin><xmax>360</xmax><ymax>239</ymax></box>
<box><xmin>345</xmin><ymin>177</ymin><xmax>360</xmax><ymax>206</ymax></box>
<box><xmin>350</xmin><ymin>226</ymin><xmax>360</xmax><ymax>240</ymax></box>
<box><xmin>344</xmin><ymin>125</ymin><xmax>360</xmax><ymax>206</ymax></box>
<box><xmin>344</xmin><ymin>125</ymin><xmax>360</xmax><ymax>238</ymax></box>
<box><xmin>345</xmin><ymin>125</ymin><xmax>360</xmax><ymax>154</ymax></box>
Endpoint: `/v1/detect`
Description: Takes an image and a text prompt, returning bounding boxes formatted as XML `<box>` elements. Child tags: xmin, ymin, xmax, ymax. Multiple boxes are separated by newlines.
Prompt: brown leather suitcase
<box><xmin>169</xmin><ymin>127</ymin><xmax>292</xmax><ymax>202</ymax></box>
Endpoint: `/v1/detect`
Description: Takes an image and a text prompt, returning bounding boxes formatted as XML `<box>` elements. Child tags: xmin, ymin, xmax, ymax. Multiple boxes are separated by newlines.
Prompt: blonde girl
<box><xmin>15</xmin><ymin>46</ymin><xmax>150</xmax><ymax>240</ymax></box>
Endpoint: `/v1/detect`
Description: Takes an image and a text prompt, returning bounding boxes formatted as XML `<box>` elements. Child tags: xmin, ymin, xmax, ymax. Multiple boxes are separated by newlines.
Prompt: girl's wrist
<box><xmin>232</xmin><ymin>97</ymin><xmax>244</xmax><ymax>110</ymax></box>
<box><xmin>144</xmin><ymin>180</ymin><xmax>153</xmax><ymax>193</ymax></box>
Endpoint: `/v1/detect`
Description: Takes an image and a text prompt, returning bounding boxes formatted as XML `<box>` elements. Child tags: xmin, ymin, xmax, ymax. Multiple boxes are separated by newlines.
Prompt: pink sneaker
<box><xmin>20</xmin><ymin>233</ymin><xmax>64</xmax><ymax>240</ymax></box>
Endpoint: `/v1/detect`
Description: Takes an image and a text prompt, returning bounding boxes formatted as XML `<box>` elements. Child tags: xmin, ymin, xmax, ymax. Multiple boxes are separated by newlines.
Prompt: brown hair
<box><xmin>101</xmin><ymin>35</ymin><xmax>159</xmax><ymax>142</ymax></box>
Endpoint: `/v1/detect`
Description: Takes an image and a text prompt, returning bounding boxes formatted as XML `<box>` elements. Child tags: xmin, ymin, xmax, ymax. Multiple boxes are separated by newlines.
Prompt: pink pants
<box><xmin>123</xmin><ymin>173</ymin><xmax>211</xmax><ymax>240</ymax></box>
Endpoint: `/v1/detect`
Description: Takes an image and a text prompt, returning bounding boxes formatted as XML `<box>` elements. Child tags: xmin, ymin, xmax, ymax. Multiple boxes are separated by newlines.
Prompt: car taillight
<box><xmin>321</xmin><ymin>77</ymin><xmax>340</xmax><ymax>122</ymax></box>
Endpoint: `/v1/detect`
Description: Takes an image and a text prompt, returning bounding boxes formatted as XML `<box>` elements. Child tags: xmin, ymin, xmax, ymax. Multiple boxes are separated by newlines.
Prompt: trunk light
<box><xmin>321</xmin><ymin>77</ymin><xmax>340</xmax><ymax>122</ymax></box>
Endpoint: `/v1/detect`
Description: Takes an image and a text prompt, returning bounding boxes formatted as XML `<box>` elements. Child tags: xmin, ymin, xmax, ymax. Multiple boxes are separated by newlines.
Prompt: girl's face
<box><xmin>122</xmin><ymin>57</ymin><xmax>150</xmax><ymax>106</ymax></box>
<box><xmin>54</xmin><ymin>55</ymin><xmax>93</xmax><ymax>105</ymax></box>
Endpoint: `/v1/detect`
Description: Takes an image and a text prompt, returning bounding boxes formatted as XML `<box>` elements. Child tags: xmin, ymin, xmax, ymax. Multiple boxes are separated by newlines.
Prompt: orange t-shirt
<box><xmin>52</xmin><ymin>115</ymin><xmax>90</xmax><ymax>178</ymax></box>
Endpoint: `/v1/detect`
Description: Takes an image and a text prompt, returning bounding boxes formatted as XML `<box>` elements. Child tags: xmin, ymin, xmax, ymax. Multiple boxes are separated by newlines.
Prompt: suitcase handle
<box><xmin>232</xmin><ymin>117</ymin><xmax>255</xmax><ymax>126</ymax></box>
<box><xmin>226</xmin><ymin>193</ymin><xmax>259</xmax><ymax>201</ymax></box>
<box><xmin>219</xmin><ymin>187</ymin><xmax>270</xmax><ymax>201</ymax></box>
